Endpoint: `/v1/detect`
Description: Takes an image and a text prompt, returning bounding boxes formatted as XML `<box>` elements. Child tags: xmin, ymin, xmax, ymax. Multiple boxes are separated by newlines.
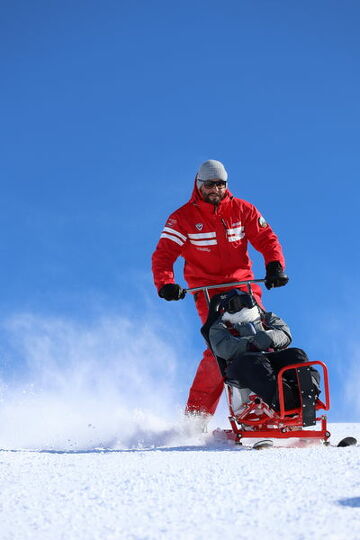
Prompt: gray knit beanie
<box><xmin>196</xmin><ymin>160</ymin><xmax>228</xmax><ymax>188</ymax></box>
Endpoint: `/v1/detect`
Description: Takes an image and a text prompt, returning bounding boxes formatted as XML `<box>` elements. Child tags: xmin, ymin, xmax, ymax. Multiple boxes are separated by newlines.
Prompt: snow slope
<box><xmin>1</xmin><ymin>423</ymin><xmax>359</xmax><ymax>540</ymax></box>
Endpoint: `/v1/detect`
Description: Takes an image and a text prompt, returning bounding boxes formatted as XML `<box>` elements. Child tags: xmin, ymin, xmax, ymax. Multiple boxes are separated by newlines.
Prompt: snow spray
<box><xmin>0</xmin><ymin>311</ymin><xmax>204</xmax><ymax>451</ymax></box>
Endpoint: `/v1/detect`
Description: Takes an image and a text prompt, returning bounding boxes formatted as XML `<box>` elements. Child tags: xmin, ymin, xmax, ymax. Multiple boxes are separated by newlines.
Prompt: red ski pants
<box><xmin>185</xmin><ymin>286</ymin><xmax>263</xmax><ymax>416</ymax></box>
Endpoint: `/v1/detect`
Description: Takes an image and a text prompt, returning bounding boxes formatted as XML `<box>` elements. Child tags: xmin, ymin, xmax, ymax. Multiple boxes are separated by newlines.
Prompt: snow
<box><xmin>1</xmin><ymin>423</ymin><xmax>360</xmax><ymax>540</ymax></box>
<box><xmin>1</xmin><ymin>314</ymin><xmax>359</xmax><ymax>538</ymax></box>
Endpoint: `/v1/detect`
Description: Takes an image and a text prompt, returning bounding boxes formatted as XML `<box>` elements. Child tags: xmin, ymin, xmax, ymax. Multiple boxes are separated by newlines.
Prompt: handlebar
<box><xmin>185</xmin><ymin>279</ymin><xmax>266</xmax><ymax>305</ymax></box>
<box><xmin>185</xmin><ymin>279</ymin><xmax>265</xmax><ymax>294</ymax></box>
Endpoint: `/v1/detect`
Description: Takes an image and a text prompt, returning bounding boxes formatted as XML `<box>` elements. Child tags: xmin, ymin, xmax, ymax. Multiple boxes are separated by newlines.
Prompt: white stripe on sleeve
<box><xmin>160</xmin><ymin>233</ymin><xmax>184</xmax><ymax>246</ymax></box>
<box><xmin>163</xmin><ymin>227</ymin><xmax>187</xmax><ymax>242</ymax></box>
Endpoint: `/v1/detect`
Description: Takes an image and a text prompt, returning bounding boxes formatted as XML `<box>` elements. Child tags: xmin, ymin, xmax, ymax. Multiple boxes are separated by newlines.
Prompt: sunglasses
<box><xmin>198</xmin><ymin>180</ymin><xmax>227</xmax><ymax>189</ymax></box>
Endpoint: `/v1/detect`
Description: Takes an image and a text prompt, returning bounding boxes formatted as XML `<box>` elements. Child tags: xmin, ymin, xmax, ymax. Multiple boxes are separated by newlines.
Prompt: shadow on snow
<box><xmin>338</xmin><ymin>497</ymin><xmax>360</xmax><ymax>508</ymax></box>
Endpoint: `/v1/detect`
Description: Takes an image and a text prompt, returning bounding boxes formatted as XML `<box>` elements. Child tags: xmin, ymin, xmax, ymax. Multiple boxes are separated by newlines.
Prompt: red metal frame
<box><xmin>223</xmin><ymin>361</ymin><xmax>331</xmax><ymax>444</ymax></box>
<box><xmin>277</xmin><ymin>360</ymin><xmax>330</xmax><ymax>417</ymax></box>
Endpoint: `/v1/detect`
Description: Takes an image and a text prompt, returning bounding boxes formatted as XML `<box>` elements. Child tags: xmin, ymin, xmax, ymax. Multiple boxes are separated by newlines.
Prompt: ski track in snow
<box><xmin>1</xmin><ymin>423</ymin><xmax>360</xmax><ymax>540</ymax></box>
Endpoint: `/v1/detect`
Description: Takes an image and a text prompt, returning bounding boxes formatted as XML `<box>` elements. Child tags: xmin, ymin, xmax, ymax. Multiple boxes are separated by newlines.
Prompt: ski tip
<box><xmin>253</xmin><ymin>439</ymin><xmax>274</xmax><ymax>450</ymax></box>
<box><xmin>337</xmin><ymin>436</ymin><xmax>357</xmax><ymax>448</ymax></box>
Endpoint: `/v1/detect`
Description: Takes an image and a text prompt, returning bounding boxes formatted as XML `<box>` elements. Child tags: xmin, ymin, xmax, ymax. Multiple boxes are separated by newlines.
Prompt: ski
<box><xmin>212</xmin><ymin>428</ymin><xmax>357</xmax><ymax>449</ymax></box>
<box><xmin>252</xmin><ymin>439</ymin><xmax>274</xmax><ymax>450</ymax></box>
<box><xmin>337</xmin><ymin>436</ymin><xmax>357</xmax><ymax>447</ymax></box>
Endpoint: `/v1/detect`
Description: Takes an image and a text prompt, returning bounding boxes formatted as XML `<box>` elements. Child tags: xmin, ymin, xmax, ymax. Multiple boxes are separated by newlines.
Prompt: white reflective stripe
<box><xmin>163</xmin><ymin>226</ymin><xmax>187</xmax><ymax>242</ymax></box>
<box><xmin>189</xmin><ymin>239</ymin><xmax>217</xmax><ymax>246</ymax></box>
<box><xmin>226</xmin><ymin>226</ymin><xmax>244</xmax><ymax>235</ymax></box>
<box><xmin>160</xmin><ymin>233</ymin><xmax>184</xmax><ymax>246</ymax></box>
<box><xmin>227</xmin><ymin>226</ymin><xmax>245</xmax><ymax>242</ymax></box>
<box><xmin>188</xmin><ymin>231</ymin><xmax>216</xmax><ymax>239</ymax></box>
<box><xmin>228</xmin><ymin>235</ymin><xmax>244</xmax><ymax>242</ymax></box>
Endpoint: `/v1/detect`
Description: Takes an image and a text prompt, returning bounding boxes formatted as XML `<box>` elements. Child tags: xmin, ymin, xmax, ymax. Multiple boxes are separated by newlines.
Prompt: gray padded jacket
<box><xmin>209</xmin><ymin>311</ymin><xmax>292</xmax><ymax>362</ymax></box>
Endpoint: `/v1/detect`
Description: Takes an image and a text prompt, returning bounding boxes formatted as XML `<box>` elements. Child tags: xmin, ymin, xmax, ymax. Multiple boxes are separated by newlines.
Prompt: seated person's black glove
<box><xmin>248</xmin><ymin>331</ymin><xmax>273</xmax><ymax>351</ymax></box>
<box><xmin>265</xmin><ymin>261</ymin><xmax>289</xmax><ymax>290</ymax></box>
<box><xmin>158</xmin><ymin>283</ymin><xmax>186</xmax><ymax>301</ymax></box>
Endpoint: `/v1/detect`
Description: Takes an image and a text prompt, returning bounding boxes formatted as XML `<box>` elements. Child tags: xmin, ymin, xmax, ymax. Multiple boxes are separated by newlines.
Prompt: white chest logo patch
<box><xmin>195</xmin><ymin>223</ymin><xmax>203</xmax><ymax>231</ymax></box>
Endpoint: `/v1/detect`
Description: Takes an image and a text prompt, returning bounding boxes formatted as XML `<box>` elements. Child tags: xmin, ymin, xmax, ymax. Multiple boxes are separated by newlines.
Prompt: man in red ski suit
<box><xmin>152</xmin><ymin>159</ymin><xmax>288</xmax><ymax>418</ymax></box>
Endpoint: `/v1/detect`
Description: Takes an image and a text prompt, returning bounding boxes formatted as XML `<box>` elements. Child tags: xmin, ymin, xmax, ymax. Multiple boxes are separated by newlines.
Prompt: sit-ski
<box><xmin>186</xmin><ymin>279</ymin><xmax>357</xmax><ymax>450</ymax></box>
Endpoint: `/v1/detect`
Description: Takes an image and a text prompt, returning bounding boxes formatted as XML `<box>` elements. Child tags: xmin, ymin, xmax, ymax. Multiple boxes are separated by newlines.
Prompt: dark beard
<box><xmin>201</xmin><ymin>192</ymin><xmax>225</xmax><ymax>205</ymax></box>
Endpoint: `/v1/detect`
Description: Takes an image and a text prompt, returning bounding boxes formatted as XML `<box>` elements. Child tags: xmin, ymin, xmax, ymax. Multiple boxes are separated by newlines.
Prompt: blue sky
<box><xmin>0</xmin><ymin>1</ymin><xmax>359</xmax><ymax>423</ymax></box>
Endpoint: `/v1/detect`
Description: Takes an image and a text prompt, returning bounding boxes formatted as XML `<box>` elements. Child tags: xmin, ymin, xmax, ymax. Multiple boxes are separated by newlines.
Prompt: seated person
<box><xmin>201</xmin><ymin>289</ymin><xmax>320</xmax><ymax>412</ymax></box>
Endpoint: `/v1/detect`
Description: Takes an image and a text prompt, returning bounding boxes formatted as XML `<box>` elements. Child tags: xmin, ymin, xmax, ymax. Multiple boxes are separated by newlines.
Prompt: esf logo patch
<box><xmin>258</xmin><ymin>216</ymin><xmax>268</xmax><ymax>228</ymax></box>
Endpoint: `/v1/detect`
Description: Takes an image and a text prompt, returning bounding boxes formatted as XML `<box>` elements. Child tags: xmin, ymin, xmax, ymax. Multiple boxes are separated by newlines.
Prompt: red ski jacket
<box><xmin>152</xmin><ymin>183</ymin><xmax>285</xmax><ymax>295</ymax></box>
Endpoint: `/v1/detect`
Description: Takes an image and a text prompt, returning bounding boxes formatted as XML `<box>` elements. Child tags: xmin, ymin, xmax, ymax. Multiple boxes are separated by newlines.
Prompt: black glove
<box><xmin>248</xmin><ymin>331</ymin><xmax>273</xmax><ymax>351</ymax></box>
<box><xmin>158</xmin><ymin>283</ymin><xmax>186</xmax><ymax>301</ymax></box>
<box><xmin>265</xmin><ymin>261</ymin><xmax>289</xmax><ymax>290</ymax></box>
